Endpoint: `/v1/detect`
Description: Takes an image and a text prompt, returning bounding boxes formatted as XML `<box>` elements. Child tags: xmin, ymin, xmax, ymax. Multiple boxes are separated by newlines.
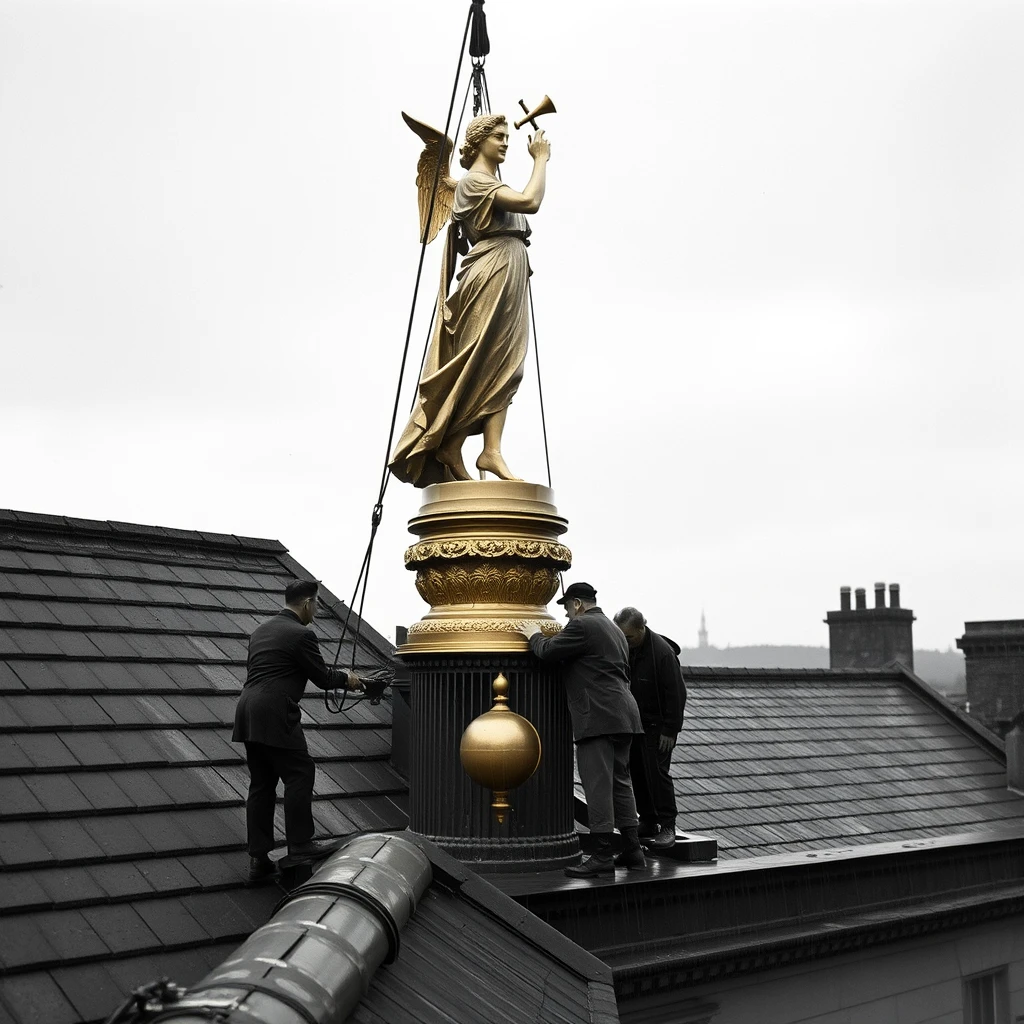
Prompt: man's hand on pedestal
<box><xmin>519</xmin><ymin>621</ymin><xmax>543</xmax><ymax>641</ymax></box>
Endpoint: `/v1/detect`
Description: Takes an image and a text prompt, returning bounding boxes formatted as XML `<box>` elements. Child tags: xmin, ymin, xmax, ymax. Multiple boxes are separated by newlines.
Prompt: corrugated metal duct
<box><xmin>154</xmin><ymin>833</ymin><xmax>431</xmax><ymax>1024</ymax></box>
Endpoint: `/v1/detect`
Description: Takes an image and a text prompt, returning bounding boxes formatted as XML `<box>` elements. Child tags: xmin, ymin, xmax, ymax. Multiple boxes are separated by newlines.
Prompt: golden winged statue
<box><xmin>388</xmin><ymin>111</ymin><xmax>551</xmax><ymax>487</ymax></box>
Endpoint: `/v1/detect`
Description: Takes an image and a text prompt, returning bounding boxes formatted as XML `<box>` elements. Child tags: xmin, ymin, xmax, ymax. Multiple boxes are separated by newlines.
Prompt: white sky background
<box><xmin>1</xmin><ymin>0</ymin><xmax>1021</xmax><ymax>651</ymax></box>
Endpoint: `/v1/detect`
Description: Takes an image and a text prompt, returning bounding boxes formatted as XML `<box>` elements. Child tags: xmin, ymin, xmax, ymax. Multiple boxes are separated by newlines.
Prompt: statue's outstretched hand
<box><xmin>527</xmin><ymin>130</ymin><xmax>551</xmax><ymax>161</ymax></box>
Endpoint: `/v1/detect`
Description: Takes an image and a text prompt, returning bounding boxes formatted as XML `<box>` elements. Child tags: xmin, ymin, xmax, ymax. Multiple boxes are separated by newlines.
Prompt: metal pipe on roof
<box><xmin>151</xmin><ymin>833</ymin><xmax>432</xmax><ymax>1024</ymax></box>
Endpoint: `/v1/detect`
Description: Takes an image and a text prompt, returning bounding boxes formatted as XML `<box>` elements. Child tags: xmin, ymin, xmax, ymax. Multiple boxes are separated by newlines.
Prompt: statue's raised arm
<box><xmin>389</xmin><ymin>113</ymin><xmax>551</xmax><ymax>487</ymax></box>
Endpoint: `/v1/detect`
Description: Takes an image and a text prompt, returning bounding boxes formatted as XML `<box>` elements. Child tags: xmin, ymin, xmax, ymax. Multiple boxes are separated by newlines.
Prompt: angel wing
<box><xmin>402</xmin><ymin>112</ymin><xmax>458</xmax><ymax>244</ymax></box>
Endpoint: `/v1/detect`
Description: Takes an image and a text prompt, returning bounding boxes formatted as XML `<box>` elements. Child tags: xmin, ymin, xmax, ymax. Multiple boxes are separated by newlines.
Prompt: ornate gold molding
<box><xmin>408</xmin><ymin>619</ymin><xmax>562</xmax><ymax>636</ymax></box>
<box><xmin>399</xmin><ymin>480</ymin><xmax>571</xmax><ymax>654</ymax></box>
<box><xmin>415</xmin><ymin>563</ymin><xmax>561</xmax><ymax>608</ymax></box>
<box><xmin>405</xmin><ymin>538</ymin><xmax>572</xmax><ymax>566</ymax></box>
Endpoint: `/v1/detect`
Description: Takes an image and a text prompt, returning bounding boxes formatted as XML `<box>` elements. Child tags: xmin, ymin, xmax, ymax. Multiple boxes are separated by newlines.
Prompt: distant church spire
<box><xmin>698</xmin><ymin>609</ymin><xmax>708</xmax><ymax>649</ymax></box>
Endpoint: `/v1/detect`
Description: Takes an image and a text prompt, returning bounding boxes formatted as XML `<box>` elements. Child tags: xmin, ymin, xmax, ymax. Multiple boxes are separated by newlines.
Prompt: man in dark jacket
<box><xmin>232</xmin><ymin>579</ymin><xmax>363</xmax><ymax>881</ymax></box>
<box><xmin>613</xmin><ymin>607</ymin><xmax>687</xmax><ymax>850</ymax></box>
<box><xmin>521</xmin><ymin>582</ymin><xmax>646</xmax><ymax>877</ymax></box>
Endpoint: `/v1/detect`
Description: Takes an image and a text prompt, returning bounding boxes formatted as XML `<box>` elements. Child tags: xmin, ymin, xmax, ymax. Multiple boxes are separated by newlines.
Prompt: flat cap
<box><xmin>556</xmin><ymin>581</ymin><xmax>597</xmax><ymax>605</ymax></box>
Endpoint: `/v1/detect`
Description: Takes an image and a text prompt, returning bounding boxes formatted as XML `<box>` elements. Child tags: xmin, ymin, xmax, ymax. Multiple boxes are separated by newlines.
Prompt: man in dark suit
<box><xmin>613</xmin><ymin>606</ymin><xmax>687</xmax><ymax>851</ymax></box>
<box><xmin>521</xmin><ymin>582</ymin><xmax>645</xmax><ymax>877</ymax></box>
<box><xmin>232</xmin><ymin>579</ymin><xmax>364</xmax><ymax>881</ymax></box>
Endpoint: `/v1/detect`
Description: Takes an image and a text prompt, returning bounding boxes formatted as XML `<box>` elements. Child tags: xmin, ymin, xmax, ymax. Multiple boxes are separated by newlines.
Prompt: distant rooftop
<box><xmin>672</xmin><ymin>666</ymin><xmax>1017</xmax><ymax>858</ymax></box>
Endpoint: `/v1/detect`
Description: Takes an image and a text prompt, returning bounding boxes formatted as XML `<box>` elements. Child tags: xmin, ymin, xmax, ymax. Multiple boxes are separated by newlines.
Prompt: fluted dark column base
<box><xmin>405</xmin><ymin>652</ymin><xmax>580</xmax><ymax>873</ymax></box>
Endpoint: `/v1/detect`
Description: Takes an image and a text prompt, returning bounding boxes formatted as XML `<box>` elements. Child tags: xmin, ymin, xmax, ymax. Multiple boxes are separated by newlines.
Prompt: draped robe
<box><xmin>388</xmin><ymin>171</ymin><xmax>531</xmax><ymax>487</ymax></box>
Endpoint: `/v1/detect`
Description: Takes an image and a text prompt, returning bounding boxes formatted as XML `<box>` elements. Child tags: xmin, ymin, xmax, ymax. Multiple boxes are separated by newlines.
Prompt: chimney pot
<box><xmin>855</xmin><ymin>588</ymin><xmax>867</xmax><ymax>611</ymax></box>
<box><xmin>874</xmin><ymin>582</ymin><xmax>886</xmax><ymax>609</ymax></box>
<box><xmin>889</xmin><ymin>583</ymin><xmax>901</xmax><ymax>609</ymax></box>
<box><xmin>840</xmin><ymin>586</ymin><xmax>851</xmax><ymax>612</ymax></box>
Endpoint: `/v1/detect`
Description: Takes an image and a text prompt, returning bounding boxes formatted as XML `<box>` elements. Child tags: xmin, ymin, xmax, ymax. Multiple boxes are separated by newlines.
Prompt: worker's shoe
<box><xmin>648</xmin><ymin>826</ymin><xmax>677</xmax><ymax>851</ymax></box>
<box><xmin>565</xmin><ymin>832</ymin><xmax>615</xmax><ymax>878</ymax></box>
<box><xmin>247</xmin><ymin>855</ymin><xmax>278</xmax><ymax>883</ymax></box>
<box><xmin>287</xmin><ymin>838</ymin><xmax>341</xmax><ymax>860</ymax></box>
<box><xmin>613</xmin><ymin>826</ymin><xmax>647</xmax><ymax>870</ymax></box>
<box><xmin>637</xmin><ymin>820</ymin><xmax>660</xmax><ymax>839</ymax></box>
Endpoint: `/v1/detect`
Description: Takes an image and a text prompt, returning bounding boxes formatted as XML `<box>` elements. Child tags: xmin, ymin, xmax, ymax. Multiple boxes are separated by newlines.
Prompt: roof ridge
<box><xmin>0</xmin><ymin>509</ymin><xmax>286</xmax><ymax>555</ymax></box>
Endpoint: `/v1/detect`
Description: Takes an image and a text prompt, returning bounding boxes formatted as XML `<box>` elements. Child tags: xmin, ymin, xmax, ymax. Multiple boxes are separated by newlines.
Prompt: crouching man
<box><xmin>521</xmin><ymin>582</ymin><xmax>645</xmax><ymax>877</ymax></box>
<box><xmin>613</xmin><ymin>606</ymin><xmax>687</xmax><ymax>850</ymax></box>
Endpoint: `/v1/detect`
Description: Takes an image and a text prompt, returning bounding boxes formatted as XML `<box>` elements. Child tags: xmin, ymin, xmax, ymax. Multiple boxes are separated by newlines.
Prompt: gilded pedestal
<box><xmin>400</xmin><ymin>480</ymin><xmax>579</xmax><ymax>870</ymax></box>
<box><xmin>401</xmin><ymin>481</ymin><xmax>570</xmax><ymax>654</ymax></box>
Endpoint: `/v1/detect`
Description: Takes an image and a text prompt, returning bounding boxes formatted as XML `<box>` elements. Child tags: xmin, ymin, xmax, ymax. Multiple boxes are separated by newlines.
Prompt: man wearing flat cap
<box><xmin>521</xmin><ymin>582</ymin><xmax>645</xmax><ymax>877</ymax></box>
<box><xmin>233</xmin><ymin>579</ymin><xmax>365</xmax><ymax>882</ymax></box>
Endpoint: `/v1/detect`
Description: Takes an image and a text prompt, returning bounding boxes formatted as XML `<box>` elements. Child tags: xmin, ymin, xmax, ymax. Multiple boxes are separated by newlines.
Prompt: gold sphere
<box><xmin>460</xmin><ymin>674</ymin><xmax>542</xmax><ymax>821</ymax></box>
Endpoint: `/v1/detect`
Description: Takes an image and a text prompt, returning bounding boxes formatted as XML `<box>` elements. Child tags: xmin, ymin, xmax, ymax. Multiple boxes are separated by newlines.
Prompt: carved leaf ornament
<box><xmin>405</xmin><ymin>539</ymin><xmax>572</xmax><ymax>567</ymax></box>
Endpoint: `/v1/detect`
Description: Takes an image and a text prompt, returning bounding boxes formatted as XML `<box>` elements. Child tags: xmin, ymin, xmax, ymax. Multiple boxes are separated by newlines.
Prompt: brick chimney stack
<box><xmin>825</xmin><ymin>583</ymin><xmax>915</xmax><ymax>670</ymax></box>
<box><xmin>956</xmin><ymin>620</ymin><xmax>1024</xmax><ymax>737</ymax></box>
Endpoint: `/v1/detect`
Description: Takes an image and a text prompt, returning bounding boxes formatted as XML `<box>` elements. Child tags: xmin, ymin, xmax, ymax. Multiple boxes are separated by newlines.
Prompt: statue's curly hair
<box><xmin>459</xmin><ymin>114</ymin><xmax>508</xmax><ymax>169</ymax></box>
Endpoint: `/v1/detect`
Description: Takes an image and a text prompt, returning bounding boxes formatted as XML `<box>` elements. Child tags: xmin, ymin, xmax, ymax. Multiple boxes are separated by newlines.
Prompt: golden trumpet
<box><xmin>514</xmin><ymin>95</ymin><xmax>556</xmax><ymax>131</ymax></box>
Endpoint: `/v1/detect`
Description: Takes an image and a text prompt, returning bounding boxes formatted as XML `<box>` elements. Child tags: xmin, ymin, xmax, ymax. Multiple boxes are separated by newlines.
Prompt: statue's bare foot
<box><xmin>476</xmin><ymin>448</ymin><xmax>521</xmax><ymax>481</ymax></box>
<box><xmin>437</xmin><ymin>441</ymin><xmax>472</xmax><ymax>481</ymax></box>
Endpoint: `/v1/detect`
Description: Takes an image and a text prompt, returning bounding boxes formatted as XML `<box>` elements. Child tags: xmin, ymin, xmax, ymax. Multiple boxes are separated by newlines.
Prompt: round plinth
<box><xmin>400</xmin><ymin>480</ymin><xmax>572</xmax><ymax>655</ymax></box>
<box><xmin>405</xmin><ymin>652</ymin><xmax>580</xmax><ymax>872</ymax></box>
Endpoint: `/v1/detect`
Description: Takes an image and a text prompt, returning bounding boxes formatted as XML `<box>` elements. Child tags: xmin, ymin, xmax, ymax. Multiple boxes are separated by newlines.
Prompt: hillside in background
<box><xmin>678</xmin><ymin>645</ymin><xmax>966</xmax><ymax>694</ymax></box>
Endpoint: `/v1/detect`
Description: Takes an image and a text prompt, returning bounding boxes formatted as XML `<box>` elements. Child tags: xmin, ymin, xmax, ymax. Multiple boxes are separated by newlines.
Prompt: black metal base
<box><xmin>404</xmin><ymin>652</ymin><xmax>580</xmax><ymax>872</ymax></box>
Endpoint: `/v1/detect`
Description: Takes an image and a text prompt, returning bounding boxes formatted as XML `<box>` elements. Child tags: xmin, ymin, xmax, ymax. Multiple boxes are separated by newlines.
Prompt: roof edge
<box><xmin>679</xmin><ymin>665</ymin><xmax>906</xmax><ymax>680</ymax></box>
<box><xmin>0</xmin><ymin>508</ymin><xmax>287</xmax><ymax>555</ymax></box>
<box><xmin>401</xmin><ymin>831</ymin><xmax>615</xmax><ymax>989</ymax></box>
<box><xmin>890</xmin><ymin>660</ymin><xmax>1005</xmax><ymax>759</ymax></box>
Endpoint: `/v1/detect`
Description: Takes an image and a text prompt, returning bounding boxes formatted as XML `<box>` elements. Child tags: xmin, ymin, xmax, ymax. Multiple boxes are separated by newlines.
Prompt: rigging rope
<box><xmin>324</xmin><ymin>2</ymin><xmax>476</xmax><ymax>714</ymax></box>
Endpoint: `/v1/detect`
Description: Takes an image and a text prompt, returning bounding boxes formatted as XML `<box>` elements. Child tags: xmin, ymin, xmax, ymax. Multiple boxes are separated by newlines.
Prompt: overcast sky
<box><xmin>2</xmin><ymin>0</ymin><xmax>1021</xmax><ymax>651</ymax></box>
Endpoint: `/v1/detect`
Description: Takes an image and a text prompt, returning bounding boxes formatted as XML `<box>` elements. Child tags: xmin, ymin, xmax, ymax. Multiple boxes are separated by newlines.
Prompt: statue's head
<box><xmin>459</xmin><ymin>114</ymin><xmax>509</xmax><ymax>169</ymax></box>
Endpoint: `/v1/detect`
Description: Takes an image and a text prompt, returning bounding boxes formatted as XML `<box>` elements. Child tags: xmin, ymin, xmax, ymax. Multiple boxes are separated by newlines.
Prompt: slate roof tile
<box><xmin>40</xmin><ymin>909</ymin><xmax>113</xmax><ymax>960</ymax></box>
<box><xmin>0</xmin><ymin>734</ymin><xmax>33</xmax><ymax>771</ymax></box>
<box><xmin>28</xmin><ymin>865</ymin><xmax>102</xmax><ymax>907</ymax></box>
<box><xmin>179</xmin><ymin>852</ymin><xmax>238</xmax><ymax>888</ymax></box>
<box><xmin>196</xmin><ymin>664</ymin><xmax>243</xmax><ymax>690</ymax></box>
<box><xmin>87</xmin><ymin>861</ymin><xmax>156</xmax><ymax>901</ymax></box>
<box><xmin>0</xmin><ymin>695</ymin><xmax>27</xmax><ymax>725</ymax></box>
<box><xmin>180</xmin><ymin>891</ymin><xmax>250</xmax><ymax>937</ymax></box>
<box><xmin>132</xmin><ymin>857</ymin><xmax>200</xmax><ymax>895</ymax></box>
<box><xmin>81</xmin><ymin>904</ymin><xmax>162</xmax><ymax>955</ymax></box>
<box><xmin>0</xmin><ymin>776</ymin><xmax>46</xmax><ymax>816</ymax></box>
<box><xmin>51</xmin><ymin>963</ymin><xmax>126</xmax><ymax>1023</ymax></box>
<box><xmin>33</xmin><ymin>818</ymin><xmax>107</xmax><ymax>862</ymax></box>
<box><xmin>0</xmin><ymin>661</ymin><xmax>25</xmax><ymax>689</ymax></box>
<box><xmin>311</xmin><ymin>802</ymin><xmax>357</xmax><ymax>835</ymax></box>
<box><xmin>0</xmin><ymin>916</ymin><xmax>60</xmax><ymax>969</ymax></box>
<box><xmin>0</xmin><ymin>973</ymin><xmax>79</xmax><ymax>1024</ymax></box>
<box><xmin>13</xmin><ymin>733</ymin><xmax>77</xmax><ymax>770</ymax></box>
<box><xmin>140</xmin><ymin>897</ymin><xmax>212</xmax><ymax>946</ymax></box>
<box><xmin>85</xmin><ymin>815</ymin><xmax>155</xmax><ymax>859</ymax></box>
<box><xmin>0</xmin><ymin>869</ymin><xmax>48</xmax><ymax>913</ymax></box>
